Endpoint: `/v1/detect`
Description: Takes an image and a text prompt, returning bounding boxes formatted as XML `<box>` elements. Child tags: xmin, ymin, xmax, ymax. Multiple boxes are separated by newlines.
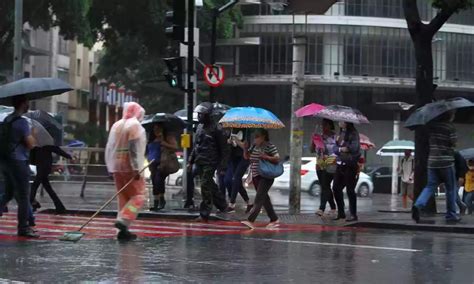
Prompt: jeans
<box><xmin>185</xmin><ymin>165</ymin><xmax>198</xmax><ymax>204</ymax></box>
<box><xmin>414</xmin><ymin>166</ymin><xmax>458</xmax><ymax>220</ymax></box>
<box><xmin>248</xmin><ymin>176</ymin><xmax>278</xmax><ymax>222</ymax></box>
<box><xmin>332</xmin><ymin>163</ymin><xmax>359</xmax><ymax>217</ymax></box>
<box><xmin>0</xmin><ymin>160</ymin><xmax>32</xmax><ymax>232</ymax></box>
<box><xmin>197</xmin><ymin>165</ymin><xmax>227</xmax><ymax>219</ymax></box>
<box><xmin>316</xmin><ymin>170</ymin><xmax>336</xmax><ymax>211</ymax></box>
<box><xmin>218</xmin><ymin>161</ymin><xmax>234</xmax><ymax>199</ymax></box>
<box><xmin>230</xmin><ymin>157</ymin><xmax>250</xmax><ymax>204</ymax></box>
<box><xmin>464</xmin><ymin>192</ymin><xmax>474</xmax><ymax>214</ymax></box>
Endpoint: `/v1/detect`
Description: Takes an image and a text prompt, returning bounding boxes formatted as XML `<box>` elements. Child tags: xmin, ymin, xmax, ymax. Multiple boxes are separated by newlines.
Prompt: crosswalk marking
<box><xmin>0</xmin><ymin>213</ymin><xmax>348</xmax><ymax>241</ymax></box>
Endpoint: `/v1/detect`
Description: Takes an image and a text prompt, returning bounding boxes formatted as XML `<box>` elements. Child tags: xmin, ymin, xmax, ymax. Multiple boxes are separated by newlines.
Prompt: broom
<box><xmin>59</xmin><ymin>161</ymin><xmax>154</xmax><ymax>242</ymax></box>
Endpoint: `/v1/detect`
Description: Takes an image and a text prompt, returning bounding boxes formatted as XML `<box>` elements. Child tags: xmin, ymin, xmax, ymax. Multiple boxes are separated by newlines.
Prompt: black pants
<box><xmin>248</xmin><ymin>176</ymin><xmax>278</xmax><ymax>222</ymax></box>
<box><xmin>30</xmin><ymin>163</ymin><xmax>65</xmax><ymax>210</ymax></box>
<box><xmin>332</xmin><ymin>163</ymin><xmax>359</xmax><ymax>217</ymax></box>
<box><xmin>230</xmin><ymin>157</ymin><xmax>250</xmax><ymax>204</ymax></box>
<box><xmin>0</xmin><ymin>160</ymin><xmax>31</xmax><ymax>232</ymax></box>
<box><xmin>316</xmin><ymin>170</ymin><xmax>336</xmax><ymax>211</ymax></box>
<box><xmin>198</xmin><ymin>165</ymin><xmax>227</xmax><ymax>219</ymax></box>
<box><xmin>149</xmin><ymin>161</ymin><xmax>167</xmax><ymax>196</ymax></box>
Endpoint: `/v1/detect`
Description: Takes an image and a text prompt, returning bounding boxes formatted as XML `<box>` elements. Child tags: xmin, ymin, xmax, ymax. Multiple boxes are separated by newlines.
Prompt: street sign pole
<box><xmin>13</xmin><ymin>0</ymin><xmax>23</xmax><ymax>80</ymax></box>
<box><xmin>208</xmin><ymin>0</ymin><xmax>239</xmax><ymax>102</ymax></box>
<box><xmin>185</xmin><ymin>0</ymin><xmax>195</xmax><ymax>205</ymax></box>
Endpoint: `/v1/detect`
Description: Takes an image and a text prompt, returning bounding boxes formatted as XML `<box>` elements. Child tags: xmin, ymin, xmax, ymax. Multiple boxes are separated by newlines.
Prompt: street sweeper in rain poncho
<box><xmin>105</xmin><ymin>102</ymin><xmax>147</xmax><ymax>241</ymax></box>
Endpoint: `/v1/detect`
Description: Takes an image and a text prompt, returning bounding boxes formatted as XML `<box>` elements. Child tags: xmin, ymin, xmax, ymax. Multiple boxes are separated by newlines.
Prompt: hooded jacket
<box><xmin>105</xmin><ymin>102</ymin><xmax>146</xmax><ymax>173</ymax></box>
<box><xmin>189</xmin><ymin>122</ymin><xmax>229</xmax><ymax>170</ymax></box>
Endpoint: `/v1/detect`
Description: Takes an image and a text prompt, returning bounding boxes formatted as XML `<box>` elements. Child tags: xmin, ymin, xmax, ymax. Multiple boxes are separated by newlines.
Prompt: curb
<box><xmin>38</xmin><ymin>209</ymin><xmax>228</xmax><ymax>221</ymax></box>
<box><xmin>347</xmin><ymin>221</ymin><xmax>474</xmax><ymax>234</ymax></box>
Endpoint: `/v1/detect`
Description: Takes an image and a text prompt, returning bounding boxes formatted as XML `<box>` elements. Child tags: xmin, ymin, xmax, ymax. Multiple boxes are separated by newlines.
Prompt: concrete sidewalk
<box><xmin>21</xmin><ymin>182</ymin><xmax>474</xmax><ymax>234</ymax></box>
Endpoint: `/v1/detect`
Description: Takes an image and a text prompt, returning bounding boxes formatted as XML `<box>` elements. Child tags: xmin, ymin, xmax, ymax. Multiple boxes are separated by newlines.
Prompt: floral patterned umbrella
<box><xmin>314</xmin><ymin>105</ymin><xmax>369</xmax><ymax>124</ymax></box>
<box><xmin>360</xmin><ymin>133</ymin><xmax>375</xmax><ymax>150</ymax></box>
<box><xmin>219</xmin><ymin>107</ymin><xmax>285</xmax><ymax>129</ymax></box>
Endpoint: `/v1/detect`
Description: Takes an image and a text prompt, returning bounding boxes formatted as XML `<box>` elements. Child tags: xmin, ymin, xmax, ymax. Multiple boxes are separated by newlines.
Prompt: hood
<box><xmin>123</xmin><ymin>102</ymin><xmax>145</xmax><ymax>121</ymax></box>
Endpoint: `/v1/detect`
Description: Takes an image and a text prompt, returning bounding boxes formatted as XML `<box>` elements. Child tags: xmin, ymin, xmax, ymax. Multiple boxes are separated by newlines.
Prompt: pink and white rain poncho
<box><xmin>105</xmin><ymin>102</ymin><xmax>147</xmax><ymax>227</ymax></box>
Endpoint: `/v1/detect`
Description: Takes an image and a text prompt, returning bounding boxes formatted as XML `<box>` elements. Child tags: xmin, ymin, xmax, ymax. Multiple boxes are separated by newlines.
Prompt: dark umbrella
<box><xmin>405</xmin><ymin>97</ymin><xmax>474</xmax><ymax>129</ymax></box>
<box><xmin>142</xmin><ymin>113</ymin><xmax>186</xmax><ymax>131</ymax></box>
<box><xmin>211</xmin><ymin>102</ymin><xmax>231</xmax><ymax>117</ymax></box>
<box><xmin>460</xmin><ymin>148</ymin><xmax>474</xmax><ymax>160</ymax></box>
<box><xmin>314</xmin><ymin>105</ymin><xmax>369</xmax><ymax>124</ymax></box>
<box><xmin>0</xmin><ymin>78</ymin><xmax>73</xmax><ymax>104</ymax></box>
<box><xmin>173</xmin><ymin>109</ymin><xmax>198</xmax><ymax>123</ymax></box>
<box><xmin>24</xmin><ymin>110</ymin><xmax>63</xmax><ymax>146</ymax></box>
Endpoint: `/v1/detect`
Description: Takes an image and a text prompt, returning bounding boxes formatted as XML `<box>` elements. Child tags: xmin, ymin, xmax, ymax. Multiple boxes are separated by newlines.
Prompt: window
<box><xmin>76</xmin><ymin>59</ymin><xmax>81</xmax><ymax>76</ymax></box>
<box><xmin>58</xmin><ymin>37</ymin><xmax>69</xmax><ymax>55</ymax></box>
<box><xmin>57</xmin><ymin>68</ymin><xmax>69</xmax><ymax>83</ymax></box>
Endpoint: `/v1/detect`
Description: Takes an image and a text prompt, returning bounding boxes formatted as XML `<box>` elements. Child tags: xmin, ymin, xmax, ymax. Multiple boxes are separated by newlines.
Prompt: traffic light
<box><xmin>165</xmin><ymin>0</ymin><xmax>186</xmax><ymax>42</ymax></box>
<box><xmin>163</xmin><ymin>57</ymin><xmax>184</xmax><ymax>89</ymax></box>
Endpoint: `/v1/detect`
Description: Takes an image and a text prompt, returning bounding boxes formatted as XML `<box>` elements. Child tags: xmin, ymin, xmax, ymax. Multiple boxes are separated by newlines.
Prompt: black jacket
<box><xmin>190</xmin><ymin>123</ymin><xmax>230</xmax><ymax>169</ymax></box>
<box><xmin>30</xmin><ymin>146</ymin><xmax>72</xmax><ymax>171</ymax></box>
<box><xmin>454</xmin><ymin>151</ymin><xmax>468</xmax><ymax>180</ymax></box>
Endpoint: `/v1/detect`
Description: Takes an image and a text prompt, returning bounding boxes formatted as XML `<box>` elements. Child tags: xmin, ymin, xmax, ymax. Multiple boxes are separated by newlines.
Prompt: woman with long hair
<box><xmin>332</xmin><ymin>122</ymin><xmax>361</xmax><ymax>221</ymax></box>
<box><xmin>312</xmin><ymin>119</ymin><xmax>337</xmax><ymax>217</ymax></box>
<box><xmin>147</xmin><ymin>124</ymin><xmax>178</xmax><ymax>211</ymax></box>
<box><xmin>239</xmin><ymin>129</ymin><xmax>280</xmax><ymax>229</ymax></box>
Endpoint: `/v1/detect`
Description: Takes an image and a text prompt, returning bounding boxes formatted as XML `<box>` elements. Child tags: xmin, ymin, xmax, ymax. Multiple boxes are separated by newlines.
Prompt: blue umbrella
<box><xmin>219</xmin><ymin>107</ymin><xmax>285</xmax><ymax>129</ymax></box>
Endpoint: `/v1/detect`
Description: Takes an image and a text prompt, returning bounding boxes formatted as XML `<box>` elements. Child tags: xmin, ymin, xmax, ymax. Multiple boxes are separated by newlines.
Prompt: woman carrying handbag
<box><xmin>147</xmin><ymin>124</ymin><xmax>178</xmax><ymax>211</ymax></box>
<box><xmin>237</xmin><ymin>129</ymin><xmax>281</xmax><ymax>230</ymax></box>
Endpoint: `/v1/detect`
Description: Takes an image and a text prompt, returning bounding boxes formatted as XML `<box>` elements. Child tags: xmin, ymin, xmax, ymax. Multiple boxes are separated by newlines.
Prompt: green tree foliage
<box><xmin>0</xmin><ymin>0</ymin><xmax>92</xmax><ymax>73</ymax></box>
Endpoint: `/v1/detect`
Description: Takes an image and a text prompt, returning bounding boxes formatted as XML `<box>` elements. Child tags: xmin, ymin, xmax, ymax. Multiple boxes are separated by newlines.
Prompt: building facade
<box><xmin>207</xmin><ymin>0</ymin><xmax>474</xmax><ymax>163</ymax></box>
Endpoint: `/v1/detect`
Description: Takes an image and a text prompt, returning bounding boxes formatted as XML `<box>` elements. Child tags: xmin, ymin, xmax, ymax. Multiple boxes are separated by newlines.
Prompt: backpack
<box><xmin>0</xmin><ymin>116</ymin><xmax>22</xmax><ymax>161</ymax></box>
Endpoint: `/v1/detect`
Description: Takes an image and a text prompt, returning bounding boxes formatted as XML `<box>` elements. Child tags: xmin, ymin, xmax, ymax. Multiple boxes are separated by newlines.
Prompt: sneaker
<box><xmin>18</xmin><ymin>228</ymin><xmax>40</xmax><ymax>238</ymax></box>
<box><xmin>345</xmin><ymin>215</ymin><xmax>358</xmax><ymax>222</ymax></box>
<box><xmin>31</xmin><ymin>201</ymin><xmax>41</xmax><ymax>212</ymax></box>
<box><xmin>55</xmin><ymin>207</ymin><xmax>67</xmax><ymax>214</ymax></box>
<box><xmin>446</xmin><ymin>217</ymin><xmax>462</xmax><ymax>225</ymax></box>
<box><xmin>241</xmin><ymin>220</ymin><xmax>256</xmax><ymax>230</ymax></box>
<box><xmin>225</xmin><ymin>206</ymin><xmax>235</xmax><ymax>213</ymax></box>
<box><xmin>412</xmin><ymin>206</ymin><xmax>420</xmax><ymax>223</ymax></box>
<box><xmin>333</xmin><ymin>214</ymin><xmax>346</xmax><ymax>221</ymax></box>
<box><xmin>315</xmin><ymin>209</ymin><xmax>324</xmax><ymax>217</ymax></box>
<box><xmin>266</xmin><ymin>220</ymin><xmax>280</xmax><ymax>229</ymax></box>
<box><xmin>459</xmin><ymin>202</ymin><xmax>467</xmax><ymax>215</ymax></box>
<box><xmin>245</xmin><ymin>204</ymin><xmax>254</xmax><ymax>214</ymax></box>
<box><xmin>184</xmin><ymin>200</ymin><xmax>195</xmax><ymax>209</ymax></box>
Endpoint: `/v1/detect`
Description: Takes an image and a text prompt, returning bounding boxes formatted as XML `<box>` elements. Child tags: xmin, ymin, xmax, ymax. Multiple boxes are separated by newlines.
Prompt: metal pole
<box><xmin>185</xmin><ymin>0</ymin><xmax>195</xmax><ymax>203</ymax></box>
<box><xmin>13</xmin><ymin>0</ymin><xmax>23</xmax><ymax>80</ymax></box>
<box><xmin>209</xmin><ymin>8</ymin><xmax>218</xmax><ymax>102</ymax></box>
<box><xmin>391</xmin><ymin>111</ymin><xmax>401</xmax><ymax>195</ymax></box>
<box><xmin>208</xmin><ymin>0</ymin><xmax>239</xmax><ymax>102</ymax></box>
<box><xmin>289</xmin><ymin>36</ymin><xmax>306</xmax><ymax>215</ymax></box>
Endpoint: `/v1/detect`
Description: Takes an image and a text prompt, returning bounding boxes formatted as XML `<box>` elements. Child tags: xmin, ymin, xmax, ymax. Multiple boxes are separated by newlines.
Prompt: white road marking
<box><xmin>243</xmin><ymin>237</ymin><xmax>421</xmax><ymax>252</ymax></box>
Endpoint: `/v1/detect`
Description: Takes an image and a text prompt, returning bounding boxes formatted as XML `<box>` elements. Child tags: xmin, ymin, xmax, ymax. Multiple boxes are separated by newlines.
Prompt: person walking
<box><xmin>0</xmin><ymin>96</ymin><xmax>38</xmax><ymax>237</ymax></box>
<box><xmin>188</xmin><ymin>102</ymin><xmax>229</xmax><ymax>221</ymax></box>
<box><xmin>30</xmin><ymin>145</ymin><xmax>72</xmax><ymax>214</ymax></box>
<box><xmin>462</xmin><ymin>159</ymin><xmax>474</xmax><ymax>214</ymax></box>
<box><xmin>312</xmin><ymin>119</ymin><xmax>337</xmax><ymax>217</ymax></box>
<box><xmin>399</xmin><ymin>149</ymin><xmax>414</xmax><ymax>208</ymax></box>
<box><xmin>332</xmin><ymin>122</ymin><xmax>361</xmax><ymax>222</ymax></box>
<box><xmin>241</xmin><ymin>129</ymin><xmax>280</xmax><ymax>229</ymax></box>
<box><xmin>105</xmin><ymin>102</ymin><xmax>147</xmax><ymax>241</ymax></box>
<box><xmin>412</xmin><ymin>111</ymin><xmax>460</xmax><ymax>224</ymax></box>
<box><xmin>147</xmin><ymin>124</ymin><xmax>178</xmax><ymax>211</ymax></box>
<box><xmin>454</xmin><ymin>151</ymin><xmax>468</xmax><ymax>214</ymax></box>
<box><xmin>226</xmin><ymin>130</ymin><xmax>253</xmax><ymax>213</ymax></box>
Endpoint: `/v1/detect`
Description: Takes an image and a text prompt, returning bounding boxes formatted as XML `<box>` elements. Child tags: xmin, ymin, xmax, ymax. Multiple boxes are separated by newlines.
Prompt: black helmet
<box><xmin>194</xmin><ymin>102</ymin><xmax>213</xmax><ymax>115</ymax></box>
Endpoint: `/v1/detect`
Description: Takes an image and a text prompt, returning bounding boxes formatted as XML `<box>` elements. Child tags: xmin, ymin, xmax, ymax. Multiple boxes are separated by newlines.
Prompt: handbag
<box><xmin>259</xmin><ymin>159</ymin><xmax>284</xmax><ymax>179</ymax></box>
<box><xmin>158</xmin><ymin>148</ymin><xmax>180</xmax><ymax>175</ymax></box>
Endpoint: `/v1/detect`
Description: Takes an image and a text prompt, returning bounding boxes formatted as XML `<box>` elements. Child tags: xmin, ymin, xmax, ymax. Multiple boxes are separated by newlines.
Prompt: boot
<box><xmin>150</xmin><ymin>199</ymin><xmax>160</xmax><ymax>211</ymax></box>
<box><xmin>115</xmin><ymin>222</ymin><xmax>137</xmax><ymax>241</ymax></box>
<box><xmin>158</xmin><ymin>195</ymin><xmax>166</xmax><ymax>210</ymax></box>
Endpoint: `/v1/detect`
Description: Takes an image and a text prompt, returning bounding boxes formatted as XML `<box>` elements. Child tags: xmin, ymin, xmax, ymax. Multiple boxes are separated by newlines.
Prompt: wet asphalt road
<box><xmin>1</xmin><ymin>227</ymin><xmax>474</xmax><ymax>283</ymax></box>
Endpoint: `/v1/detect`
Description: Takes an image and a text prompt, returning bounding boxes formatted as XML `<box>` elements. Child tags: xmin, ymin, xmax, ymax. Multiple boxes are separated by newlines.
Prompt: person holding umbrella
<box><xmin>0</xmin><ymin>96</ymin><xmax>38</xmax><ymax>237</ymax></box>
<box><xmin>188</xmin><ymin>102</ymin><xmax>229</xmax><ymax>221</ymax></box>
<box><xmin>412</xmin><ymin>111</ymin><xmax>460</xmax><ymax>223</ymax></box>
<box><xmin>146</xmin><ymin>123</ymin><xmax>178</xmax><ymax>211</ymax></box>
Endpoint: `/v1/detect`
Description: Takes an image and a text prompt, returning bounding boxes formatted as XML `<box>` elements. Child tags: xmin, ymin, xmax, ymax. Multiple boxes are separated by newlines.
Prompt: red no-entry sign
<box><xmin>204</xmin><ymin>65</ymin><xmax>225</xmax><ymax>87</ymax></box>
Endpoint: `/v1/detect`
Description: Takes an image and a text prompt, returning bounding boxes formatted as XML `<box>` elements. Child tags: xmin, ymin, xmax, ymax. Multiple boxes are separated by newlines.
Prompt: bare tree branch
<box><xmin>427</xmin><ymin>6</ymin><xmax>458</xmax><ymax>35</ymax></box>
<box><xmin>403</xmin><ymin>0</ymin><xmax>422</xmax><ymax>33</ymax></box>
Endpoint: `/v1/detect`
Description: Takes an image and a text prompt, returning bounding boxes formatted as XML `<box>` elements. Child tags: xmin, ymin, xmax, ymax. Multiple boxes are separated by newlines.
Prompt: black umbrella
<box><xmin>142</xmin><ymin>113</ymin><xmax>186</xmax><ymax>131</ymax></box>
<box><xmin>0</xmin><ymin>78</ymin><xmax>73</xmax><ymax>105</ymax></box>
<box><xmin>460</xmin><ymin>148</ymin><xmax>474</xmax><ymax>160</ymax></box>
<box><xmin>173</xmin><ymin>108</ymin><xmax>198</xmax><ymax>123</ymax></box>
<box><xmin>405</xmin><ymin>97</ymin><xmax>474</xmax><ymax>129</ymax></box>
<box><xmin>24</xmin><ymin>110</ymin><xmax>63</xmax><ymax>146</ymax></box>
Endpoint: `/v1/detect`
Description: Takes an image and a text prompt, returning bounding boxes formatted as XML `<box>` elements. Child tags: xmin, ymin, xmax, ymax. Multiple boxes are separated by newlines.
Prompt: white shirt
<box><xmin>400</xmin><ymin>156</ymin><xmax>414</xmax><ymax>183</ymax></box>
